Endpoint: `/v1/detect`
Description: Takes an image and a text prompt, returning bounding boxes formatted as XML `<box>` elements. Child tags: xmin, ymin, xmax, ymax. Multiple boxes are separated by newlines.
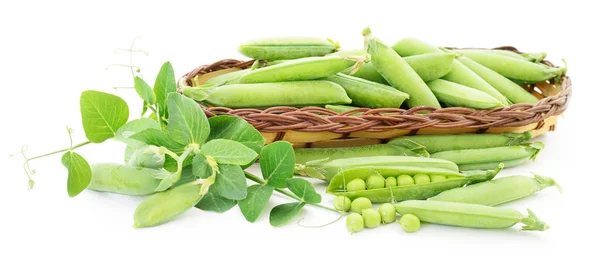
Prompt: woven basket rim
<box><xmin>177</xmin><ymin>46</ymin><xmax>571</xmax><ymax>134</ymax></box>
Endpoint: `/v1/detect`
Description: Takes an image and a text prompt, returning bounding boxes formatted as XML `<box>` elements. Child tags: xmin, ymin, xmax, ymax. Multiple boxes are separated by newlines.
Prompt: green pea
<box><xmin>238</xmin><ymin>37</ymin><xmax>339</xmax><ymax>60</ymax></box>
<box><xmin>430</xmin><ymin>142</ymin><xmax>543</xmax><ymax>171</ymax></box>
<box><xmin>351</xmin><ymin>197</ymin><xmax>372</xmax><ymax>213</ymax></box>
<box><xmin>334</xmin><ymin>196</ymin><xmax>352</xmax><ymax>212</ymax></box>
<box><xmin>204</xmin><ymin>69</ymin><xmax>250</xmax><ymax>86</ymax></box>
<box><xmin>414</xmin><ymin>174</ymin><xmax>431</xmax><ymax>184</ymax></box>
<box><xmin>427</xmin><ymin>79</ymin><xmax>503</xmax><ymax>109</ymax></box>
<box><xmin>87</xmin><ymin>163</ymin><xmax>162</xmax><ymax>196</ymax></box>
<box><xmin>366</xmin><ymin>175</ymin><xmax>385</xmax><ymax>190</ymax></box>
<box><xmin>238</xmin><ymin>56</ymin><xmax>356</xmax><ymax>83</ymax></box>
<box><xmin>203</xmin><ymin>81</ymin><xmax>351</xmax><ymax>109</ymax></box>
<box><xmin>346</xmin><ymin>213</ymin><xmax>365</xmax><ymax>233</ymax></box>
<box><xmin>347</xmin><ymin>178</ymin><xmax>366</xmax><ymax>192</ymax></box>
<box><xmin>385</xmin><ymin>177</ymin><xmax>397</xmax><ymax>187</ymax></box>
<box><xmin>399</xmin><ymin>214</ymin><xmax>421</xmax><ymax>233</ymax></box>
<box><xmin>133</xmin><ymin>181</ymin><xmax>204</xmax><ymax>228</ymax></box>
<box><xmin>326</xmin><ymin>73</ymin><xmax>409</xmax><ymax>109</ymax></box>
<box><xmin>362</xmin><ymin>208</ymin><xmax>381</xmax><ymax>228</ymax></box>
<box><xmin>397</xmin><ymin>174</ymin><xmax>415</xmax><ymax>186</ymax></box>
<box><xmin>430</xmin><ymin>174</ymin><xmax>447</xmax><ymax>183</ymax></box>
<box><xmin>363</xmin><ymin>28</ymin><xmax>441</xmax><ymax>108</ymax></box>
<box><xmin>379</xmin><ymin>203</ymin><xmax>397</xmax><ymax>224</ymax></box>
<box><xmin>388</xmin><ymin>132</ymin><xmax>533</xmax><ymax>154</ymax></box>
<box><xmin>294</xmin><ymin>144</ymin><xmax>428</xmax><ymax>167</ymax></box>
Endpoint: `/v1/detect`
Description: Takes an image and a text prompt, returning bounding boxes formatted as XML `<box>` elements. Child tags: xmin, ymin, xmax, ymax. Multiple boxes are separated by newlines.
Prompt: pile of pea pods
<box><xmin>182</xmin><ymin>27</ymin><xmax>566</xmax><ymax>111</ymax></box>
<box><xmin>293</xmin><ymin>131</ymin><xmax>561</xmax><ymax>233</ymax></box>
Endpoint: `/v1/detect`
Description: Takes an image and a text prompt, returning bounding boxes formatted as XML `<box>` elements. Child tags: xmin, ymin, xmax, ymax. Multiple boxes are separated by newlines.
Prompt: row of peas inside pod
<box><xmin>182</xmin><ymin>27</ymin><xmax>566</xmax><ymax>112</ymax></box>
<box><xmin>335</xmin><ymin>196</ymin><xmax>420</xmax><ymax>233</ymax></box>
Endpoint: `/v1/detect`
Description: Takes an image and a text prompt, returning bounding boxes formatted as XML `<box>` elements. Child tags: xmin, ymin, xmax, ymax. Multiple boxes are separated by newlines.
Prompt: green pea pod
<box><xmin>204</xmin><ymin>81</ymin><xmax>351</xmax><ymax>109</ymax></box>
<box><xmin>456</xmin><ymin>55</ymin><xmax>539</xmax><ymax>105</ymax></box>
<box><xmin>238</xmin><ymin>37</ymin><xmax>340</xmax><ymax>60</ymax></box>
<box><xmin>392</xmin><ymin>38</ymin><xmax>511</xmax><ymax>106</ymax></box>
<box><xmin>325</xmin><ymin>105</ymin><xmax>362</xmax><ymax>115</ymax></box>
<box><xmin>457</xmin><ymin>157</ymin><xmax>529</xmax><ymax>171</ymax></box>
<box><xmin>364</xmin><ymin>29</ymin><xmax>441</xmax><ymax>108</ymax></box>
<box><xmin>334</xmin><ymin>51</ymin><xmax>455</xmax><ymax>83</ymax></box>
<box><xmin>133</xmin><ymin>181</ymin><xmax>204</xmax><ymax>228</ymax></box>
<box><xmin>294</xmin><ymin>144</ymin><xmax>429</xmax><ymax>168</ymax></box>
<box><xmin>87</xmin><ymin>163</ymin><xmax>162</xmax><ymax>196</ymax></box>
<box><xmin>427</xmin><ymin>79</ymin><xmax>504</xmax><ymax>109</ymax></box>
<box><xmin>326</xmin><ymin>73</ymin><xmax>409</xmax><ymax>108</ymax></box>
<box><xmin>395</xmin><ymin>200</ymin><xmax>549</xmax><ymax>231</ymax></box>
<box><xmin>238</xmin><ymin>56</ymin><xmax>356</xmax><ymax>83</ymax></box>
<box><xmin>204</xmin><ymin>69</ymin><xmax>250</xmax><ymax>86</ymax></box>
<box><xmin>325</xmin><ymin>165</ymin><xmax>501</xmax><ymax>203</ymax></box>
<box><xmin>455</xmin><ymin>49</ymin><xmax>546</xmax><ymax>63</ymax></box>
<box><xmin>302</xmin><ymin>156</ymin><xmax>459</xmax><ymax>182</ymax></box>
<box><xmin>428</xmin><ymin>174</ymin><xmax>562</xmax><ymax>206</ymax></box>
<box><xmin>430</xmin><ymin>142</ymin><xmax>543</xmax><ymax>171</ymax></box>
<box><xmin>455</xmin><ymin>50</ymin><xmax>566</xmax><ymax>82</ymax></box>
<box><xmin>388</xmin><ymin>132</ymin><xmax>533</xmax><ymax>154</ymax></box>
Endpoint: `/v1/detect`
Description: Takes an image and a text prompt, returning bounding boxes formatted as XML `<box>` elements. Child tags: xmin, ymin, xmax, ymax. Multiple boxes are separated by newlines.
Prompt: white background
<box><xmin>1</xmin><ymin>0</ymin><xmax>598</xmax><ymax>260</ymax></box>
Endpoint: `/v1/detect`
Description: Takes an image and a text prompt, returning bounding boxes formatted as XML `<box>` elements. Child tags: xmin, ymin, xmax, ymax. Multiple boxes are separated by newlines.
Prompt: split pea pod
<box><xmin>302</xmin><ymin>156</ymin><xmax>459</xmax><ymax>182</ymax></box>
<box><xmin>392</xmin><ymin>38</ymin><xmax>510</xmax><ymax>106</ymax></box>
<box><xmin>428</xmin><ymin>174</ymin><xmax>562</xmax><ymax>206</ymax></box>
<box><xmin>455</xmin><ymin>50</ymin><xmax>566</xmax><ymax>82</ymax></box>
<box><xmin>133</xmin><ymin>181</ymin><xmax>204</xmax><ymax>228</ymax></box>
<box><xmin>238</xmin><ymin>37</ymin><xmax>340</xmax><ymax>60</ymax></box>
<box><xmin>430</xmin><ymin>142</ymin><xmax>543</xmax><ymax>171</ymax></box>
<box><xmin>395</xmin><ymin>200</ymin><xmax>549</xmax><ymax>231</ymax></box>
<box><xmin>388</xmin><ymin>132</ymin><xmax>533</xmax><ymax>154</ymax></box>
<box><xmin>294</xmin><ymin>144</ymin><xmax>429</xmax><ymax>169</ymax></box>
<box><xmin>456</xmin><ymin>55</ymin><xmax>539</xmax><ymax>104</ymax></box>
<box><xmin>238</xmin><ymin>56</ymin><xmax>357</xmax><ymax>83</ymax></box>
<box><xmin>363</xmin><ymin>28</ymin><xmax>441</xmax><ymax>108</ymax></box>
<box><xmin>87</xmin><ymin>163</ymin><xmax>162</xmax><ymax>196</ymax></box>
<box><xmin>326</xmin><ymin>73</ymin><xmax>409</xmax><ymax>108</ymax></box>
<box><xmin>334</xmin><ymin>50</ymin><xmax>456</xmax><ymax>83</ymax></box>
<box><xmin>203</xmin><ymin>81</ymin><xmax>351</xmax><ymax>109</ymax></box>
<box><xmin>456</xmin><ymin>49</ymin><xmax>547</xmax><ymax>63</ymax></box>
<box><xmin>326</xmin><ymin>165</ymin><xmax>501</xmax><ymax>203</ymax></box>
<box><xmin>427</xmin><ymin>79</ymin><xmax>504</xmax><ymax>109</ymax></box>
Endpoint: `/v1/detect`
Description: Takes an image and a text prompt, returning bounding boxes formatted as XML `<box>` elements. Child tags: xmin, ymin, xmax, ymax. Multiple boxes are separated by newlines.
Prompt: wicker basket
<box><xmin>178</xmin><ymin>46</ymin><xmax>571</xmax><ymax>148</ymax></box>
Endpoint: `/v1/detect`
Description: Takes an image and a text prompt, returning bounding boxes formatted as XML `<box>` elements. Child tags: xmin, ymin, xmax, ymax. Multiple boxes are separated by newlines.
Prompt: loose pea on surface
<box><xmin>385</xmin><ymin>176</ymin><xmax>397</xmax><ymax>187</ymax></box>
<box><xmin>414</xmin><ymin>174</ymin><xmax>431</xmax><ymax>184</ymax></box>
<box><xmin>399</xmin><ymin>214</ymin><xmax>421</xmax><ymax>233</ymax></box>
<box><xmin>430</xmin><ymin>174</ymin><xmax>447</xmax><ymax>182</ymax></box>
<box><xmin>367</xmin><ymin>175</ymin><xmax>386</xmax><ymax>190</ymax></box>
<box><xmin>397</xmin><ymin>174</ymin><xmax>415</xmax><ymax>186</ymax></box>
<box><xmin>334</xmin><ymin>196</ymin><xmax>352</xmax><ymax>212</ymax></box>
<box><xmin>347</xmin><ymin>178</ymin><xmax>367</xmax><ymax>192</ymax></box>
<box><xmin>351</xmin><ymin>197</ymin><xmax>373</xmax><ymax>213</ymax></box>
<box><xmin>362</xmin><ymin>208</ymin><xmax>381</xmax><ymax>228</ymax></box>
<box><xmin>346</xmin><ymin>213</ymin><xmax>365</xmax><ymax>233</ymax></box>
<box><xmin>379</xmin><ymin>203</ymin><xmax>397</xmax><ymax>224</ymax></box>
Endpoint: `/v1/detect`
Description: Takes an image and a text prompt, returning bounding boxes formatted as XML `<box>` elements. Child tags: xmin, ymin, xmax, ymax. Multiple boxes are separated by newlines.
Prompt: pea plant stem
<box><xmin>25</xmin><ymin>141</ymin><xmax>92</xmax><ymax>161</ymax></box>
<box><xmin>243</xmin><ymin>171</ymin><xmax>340</xmax><ymax>213</ymax></box>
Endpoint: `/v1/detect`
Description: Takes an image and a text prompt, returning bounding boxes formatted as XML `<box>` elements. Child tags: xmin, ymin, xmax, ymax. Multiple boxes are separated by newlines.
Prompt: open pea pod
<box><xmin>326</xmin><ymin>165</ymin><xmax>502</xmax><ymax>203</ymax></box>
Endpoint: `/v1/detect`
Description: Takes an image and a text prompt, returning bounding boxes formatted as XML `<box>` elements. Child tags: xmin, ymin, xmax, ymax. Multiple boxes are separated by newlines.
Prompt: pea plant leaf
<box><xmin>196</xmin><ymin>187</ymin><xmax>237</xmax><ymax>213</ymax></box>
<box><xmin>192</xmin><ymin>154</ymin><xmax>213</xmax><ymax>179</ymax></box>
<box><xmin>115</xmin><ymin>118</ymin><xmax>160</xmax><ymax>146</ymax></box>
<box><xmin>260</xmin><ymin>141</ymin><xmax>295</xmax><ymax>188</ymax></box>
<box><xmin>61</xmin><ymin>151</ymin><xmax>92</xmax><ymax>198</ymax></box>
<box><xmin>80</xmin><ymin>90</ymin><xmax>129</xmax><ymax>143</ymax></box>
<box><xmin>238</xmin><ymin>184</ymin><xmax>274</xmax><ymax>222</ymax></box>
<box><xmin>154</xmin><ymin>62</ymin><xmax>176</xmax><ymax>121</ymax></box>
<box><xmin>201</xmin><ymin>139</ymin><xmax>258</xmax><ymax>165</ymax></box>
<box><xmin>208</xmin><ymin>116</ymin><xmax>265</xmax><ymax>154</ymax></box>
<box><xmin>163</xmin><ymin>153</ymin><xmax>194</xmax><ymax>173</ymax></box>
<box><xmin>130</xmin><ymin>128</ymin><xmax>185</xmax><ymax>153</ymax></box>
<box><xmin>212</xmin><ymin>164</ymin><xmax>247</xmax><ymax>200</ymax></box>
<box><xmin>134</xmin><ymin>76</ymin><xmax>157</xmax><ymax>105</ymax></box>
<box><xmin>286</xmin><ymin>178</ymin><xmax>321</xmax><ymax>204</ymax></box>
<box><xmin>166</xmin><ymin>93</ymin><xmax>210</xmax><ymax>146</ymax></box>
<box><xmin>269</xmin><ymin>202</ymin><xmax>305</xmax><ymax>227</ymax></box>
<box><xmin>174</xmin><ymin>166</ymin><xmax>196</xmax><ymax>187</ymax></box>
